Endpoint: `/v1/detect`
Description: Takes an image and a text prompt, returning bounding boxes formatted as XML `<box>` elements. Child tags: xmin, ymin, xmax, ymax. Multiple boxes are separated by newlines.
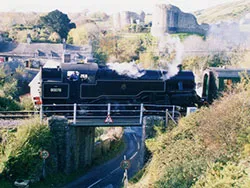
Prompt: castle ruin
<box><xmin>151</xmin><ymin>4</ymin><xmax>209</xmax><ymax>37</ymax></box>
<box><xmin>113</xmin><ymin>11</ymin><xmax>145</xmax><ymax>30</ymax></box>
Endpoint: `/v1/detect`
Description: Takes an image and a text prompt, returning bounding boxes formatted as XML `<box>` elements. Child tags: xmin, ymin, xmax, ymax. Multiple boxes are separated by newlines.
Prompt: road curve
<box><xmin>64</xmin><ymin>127</ymin><xmax>143</xmax><ymax>188</ymax></box>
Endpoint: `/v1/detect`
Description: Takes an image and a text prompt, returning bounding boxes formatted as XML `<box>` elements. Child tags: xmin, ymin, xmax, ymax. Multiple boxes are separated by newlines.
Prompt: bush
<box><xmin>194</xmin><ymin>162</ymin><xmax>250</xmax><ymax>188</ymax></box>
<box><xmin>0</xmin><ymin>97</ymin><xmax>21</xmax><ymax>111</ymax></box>
<box><xmin>130</xmin><ymin>81</ymin><xmax>250</xmax><ymax>187</ymax></box>
<box><xmin>20</xmin><ymin>95</ymin><xmax>34</xmax><ymax>111</ymax></box>
<box><xmin>1</xmin><ymin>118</ymin><xmax>52</xmax><ymax>179</ymax></box>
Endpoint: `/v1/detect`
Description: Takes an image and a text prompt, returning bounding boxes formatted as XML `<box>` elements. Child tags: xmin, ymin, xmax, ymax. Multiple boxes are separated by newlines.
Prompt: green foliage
<box><xmin>2</xmin><ymin>80</ymin><xmax>18</xmax><ymax>99</ymax></box>
<box><xmin>171</xmin><ymin>33</ymin><xmax>204</xmax><ymax>41</ymax></box>
<box><xmin>0</xmin><ymin>179</ymin><xmax>12</xmax><ymax>188</ymax></box>
<box><xmin>67</xmin><ymin>25</ymin><xmax>88</xmax><ymax>45</ymax></box>
<box><xmin>93</xmin><ymin>48</ymin><xmax>108</xmax><ymax>64</ymax></box>
<box><xmin>95</xmin><ymin>127</ymin><xmax>106</xmax><ymax>142</ymax></box>
<box><xmin>1</xmin><ymin>118</ymin><xmax>52</xmax><ymax>179</ymax></box>
<box><xmin>94</xmin><ymin>33</ymin><xmax>157</xmax><ymax>64</ymax></box>
<box><xmin>194</xmin><ymin>162</ymin><xmax>250</xmax><ymax>188</ymax></box>
<box><xmin>182</xmin><ymin>50</ymin><xmax>244</xmax><ymax>82</ymax></box>
<box><xmin>131</xmin><ymin>80</ymin><xmax>250</xmax><ymax>187</ymax></box>
<box><xmin>0</xmin><ymin>97</ymin><xmax>21</xmax><ymax>111</ymax></box>
<box><xmin>130</xmin><ymin>167</ymin><xmax>146</xmax><ymax>184</ymax></box>
<box><xmin>48</xmin><ymin>32</ymin><xmax>61</xmax><ymax>43</ymax></box>
<box><xmin>40</xmin><ymin>10</ymin><xmax>76</xmax><ymax>40</ymax></box>
<box><xmin>20</xmin><ymin>95</ymin><xmax>34</xmax><ymax>111</ymax></box>
<box><xmin>0</xmin><ymin>69</ymin><xmax>5</xmax><ymax>87</ymax></box>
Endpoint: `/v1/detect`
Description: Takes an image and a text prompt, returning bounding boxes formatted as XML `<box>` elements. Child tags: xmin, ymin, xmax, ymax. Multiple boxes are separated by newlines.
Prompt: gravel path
<box><xmin>0</xmin><ymin>120</ymin><xmax>24</xmax><ymax>129</ymax></box>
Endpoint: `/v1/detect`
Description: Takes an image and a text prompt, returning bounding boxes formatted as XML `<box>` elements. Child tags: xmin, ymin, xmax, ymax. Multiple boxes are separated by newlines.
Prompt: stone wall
<box><xmin>48</xmin><ymin>116</ymin><xmax>95</xmax><ymax>174</ymax></box>
<box><xmin>93</xmin><ymin>139</ymin><xmax>112</xmax><ymax>159</ymax></box>
<box><xmin>113</xmin><ymin>11</ymin><xmax>145</xmax><ymax>30</ymax></box>
<box><xmin>151</xmin><ymin>4</ymin><xmax>209</xmax><ymax>37</ymax></box>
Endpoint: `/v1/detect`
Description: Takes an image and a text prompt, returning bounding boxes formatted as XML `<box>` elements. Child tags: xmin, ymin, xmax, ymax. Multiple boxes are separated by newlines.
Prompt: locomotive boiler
<box><xmin>30</xmin><ymin>62</ymin><xmax>200</xmax><ymax>108</ymax></box>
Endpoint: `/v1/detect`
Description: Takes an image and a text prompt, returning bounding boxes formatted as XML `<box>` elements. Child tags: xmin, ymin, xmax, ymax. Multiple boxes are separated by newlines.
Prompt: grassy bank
<box><xmin>0</xmin><ymin>117</ymin><xmax>52</xmax><ymax>187</ymax></box>
<box><xmin>0</xmin><ymin>120</ymin><xmax>125</xmax><ymax>187</ymax></box>
<box><xmin>130</xmin><ymin>80</ymin><xmax>250</xmax><ymax>187</ymax></box>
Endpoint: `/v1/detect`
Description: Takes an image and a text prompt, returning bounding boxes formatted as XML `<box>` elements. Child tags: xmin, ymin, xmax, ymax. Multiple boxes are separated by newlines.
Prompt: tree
<box><xmin>40</xmin><ymin>10</ymin><xmax>76</xmax><ymax>40</ymax></box>
<box><xmin>67</xmin><ymin>26</ymin><xmax>88</xmax><ymax>45</ymax></box>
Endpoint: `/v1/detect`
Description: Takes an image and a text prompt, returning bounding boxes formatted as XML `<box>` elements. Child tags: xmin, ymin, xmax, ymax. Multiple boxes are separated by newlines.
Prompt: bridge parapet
<box><xmin>41</xmin><ymin>103</ymin><xmax>181</xmax><ymax>127</ymax></box>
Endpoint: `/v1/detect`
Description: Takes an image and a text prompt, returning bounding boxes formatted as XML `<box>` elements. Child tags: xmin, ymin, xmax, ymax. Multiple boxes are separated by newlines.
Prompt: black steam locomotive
<box><xmin>30</xmin><ymin>62</ymin><xmax>200</xmax><ymax>108</ymax></box>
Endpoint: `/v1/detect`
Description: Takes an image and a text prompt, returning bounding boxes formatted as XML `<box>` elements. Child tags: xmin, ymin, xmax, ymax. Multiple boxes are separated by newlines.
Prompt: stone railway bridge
<box><xmin>44</xmin><ymin>103</ymin><xmax>181</xmax><ymax>174</ymax></box>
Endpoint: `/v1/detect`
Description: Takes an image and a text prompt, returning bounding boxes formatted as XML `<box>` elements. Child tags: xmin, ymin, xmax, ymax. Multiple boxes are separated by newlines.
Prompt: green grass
<box><xmin>129</xmin><ymin>79</ymin><xmax>250</xmax><ymax>187</ymax></box>
<box><xmin>171</xmin><ymin>32</ymin><xmax>204</xmax><ymax>41</ymax></box>
<box><xmin>129</xmin><ymin>167</ymin><xmax>146</xmax><ymax>184</ymax></box>
<box><xmin>0</xmin><ymin>179</ymin><xmax>12</xmax><ymax>188</ymax></box>
<box><xmin>195</xmin><ymin>0</ymin><xmax>250</xmax><ymax>23</ymax></box>
<box><xmin>0</xmin><ymin>118</ymin><xmax>125</xmax><ymax>187</ymax></box>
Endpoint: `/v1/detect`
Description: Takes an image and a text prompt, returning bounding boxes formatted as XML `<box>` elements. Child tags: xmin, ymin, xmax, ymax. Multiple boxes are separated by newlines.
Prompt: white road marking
<box><xmin>129</xmin><ymin>151</ymin><xmax>138</xmax><ymax>160</ymax></box>
<box><xmin>88</xmin><ymin>166</ymin><xmax>120</xmax><ymax>187</ymax></box>
<box><xmin>129</xmin><ymin>133</ymin><xmax>140</xmax><ymax>160</ymax></box>
<box><xmin>88</xmin><ymin>130</ymin><xmax>141</xmax><ymax>187</ymax></box>
<box><xmin>132</xmin><ymin>133</ymin><xmax>140</xmax><ymax>150</ymax></box>
<box><xmin>110</xmin><ymin>167</ymin><xmax>120</xmax><ymax>174</ymax></box>
<box><xmin>88</xmin><ymin>178</ymin><xmax>104</xmax><ymax>188</ymax></box>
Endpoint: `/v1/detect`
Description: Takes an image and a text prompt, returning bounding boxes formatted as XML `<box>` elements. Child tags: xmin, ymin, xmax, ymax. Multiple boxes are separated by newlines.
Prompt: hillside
<box><xmin>130</xmin><ymin>80</ymin><xmax>250</xmax><ymax>187</ymax></box>
<box><xmin>195</xmin><ymin>0</ymin><xmax>250</xmax><ymax>24</ymax></box>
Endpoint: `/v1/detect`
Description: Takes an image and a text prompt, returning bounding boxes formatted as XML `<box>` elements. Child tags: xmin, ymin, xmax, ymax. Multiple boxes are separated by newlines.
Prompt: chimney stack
<box><xmin>62</xmin><ymin>53</ymin><xmax>71</xmax><ymax>63</ymax></box>
<box><xmin>27</xmin><ymin>34</ymin><xmax>32</xmax><ymax>44</ymax></box>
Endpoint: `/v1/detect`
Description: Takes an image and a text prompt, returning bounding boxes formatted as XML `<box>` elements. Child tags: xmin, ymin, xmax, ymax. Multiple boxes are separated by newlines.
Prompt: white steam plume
<box><xmin>158</xmin><ymin>34</ymin><xmax>184</xmax><ymax>80</ymax></box>
<box><xmin>107</xmin><ymin>62</ymin><xmax>145</xmax><ymax>78</ymax></box>
<box><xmin>183</xmin><ymin>14</ymin><xmax>250</xmax><ymax>55</ymax></box>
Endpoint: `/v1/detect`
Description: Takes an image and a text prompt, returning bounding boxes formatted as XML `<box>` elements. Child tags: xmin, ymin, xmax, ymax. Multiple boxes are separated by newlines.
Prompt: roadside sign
<box><xmin>40</xmin><ymin>150</ymin><xmax>49</xmax><ymax>159</ymax></box>
<box><xmin>105</xmin><ymin>115</ymin><xmax>113</xmax><ymax>123</ymax></box>
<box><xmin>120</xmin><ymin>160</ymin><xmax>131</xmax><ymax>170</ymax></box>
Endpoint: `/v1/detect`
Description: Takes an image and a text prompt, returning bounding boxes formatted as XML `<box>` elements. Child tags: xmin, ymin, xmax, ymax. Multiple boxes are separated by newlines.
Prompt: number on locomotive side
<box><xmin>50</xmin><ymin>88</ymin><xmax>62</xmax><ymax>92</ymax></box>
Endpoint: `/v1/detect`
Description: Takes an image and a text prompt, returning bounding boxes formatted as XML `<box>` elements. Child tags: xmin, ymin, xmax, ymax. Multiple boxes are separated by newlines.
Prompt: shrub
<box><xmin>194</xmin><ymin>162</ymin><xmax>250</xmax><ymax>188</ymax></box>
<box><xmin>130</xmin><ymin>81</ymin><xmax>250</xmax><ymax>187</ymax></box>
<box><xmin>0</xmin><ymin>97</ymin><xmax>21</xmax><ymax>111</ymax></box>
<box><xmin>20</xmin><ymin>95</ymin><xmax>34</xmax><ymax>111</ymax></box>
<box><xmin>2</xmin><ymin>118</ymin><xmax>52</xmax><ymax>179</ymax></box>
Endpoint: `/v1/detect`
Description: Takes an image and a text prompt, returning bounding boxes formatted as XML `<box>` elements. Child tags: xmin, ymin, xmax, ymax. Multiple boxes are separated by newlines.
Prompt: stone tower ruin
<box><xmin>151</xmin><ymin>4</ymin><xmax>209</xmax><ymax>37</ymax></box>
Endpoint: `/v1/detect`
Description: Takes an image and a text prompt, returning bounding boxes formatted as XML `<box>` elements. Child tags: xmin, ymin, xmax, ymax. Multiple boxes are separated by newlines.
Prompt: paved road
<box><xmin>64</xmin><ymin>127</ymin><xmax>143</xmax><ymax>188</ymax></box>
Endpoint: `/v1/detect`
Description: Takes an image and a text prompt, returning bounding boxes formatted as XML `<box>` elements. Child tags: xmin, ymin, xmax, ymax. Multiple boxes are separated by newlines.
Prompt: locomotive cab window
<box><xmin>67</xmin><ymin>71</ymin><xmax>79</xmax><ymax>81</ymax></box>
<box><xmin>80</xmin><ymin>74</ymin><xmax>88</xmax><ymax>80</ymax></box>
<box><xmin>224</xmin><ymin>79</ymin><xmax>232</xmax><ymax>86</ymax></box>
<box><xmin>223</xmin><ymin>79</ymin><xmax>233</xmax><ymax>90</ymax></box>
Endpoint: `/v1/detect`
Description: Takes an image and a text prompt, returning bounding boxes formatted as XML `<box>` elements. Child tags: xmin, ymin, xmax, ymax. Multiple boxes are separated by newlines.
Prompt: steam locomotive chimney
<box><xmin>178</xmin><ymin>64</ymin><xmax>182</xmax><ymax>72</ymax></box>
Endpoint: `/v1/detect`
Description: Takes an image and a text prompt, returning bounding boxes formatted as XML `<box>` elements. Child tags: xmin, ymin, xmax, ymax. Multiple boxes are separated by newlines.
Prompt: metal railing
<box><xmin>40</xmin><ymin>103</ymin><xmax>181</xmax><ymax>125</ymax></box>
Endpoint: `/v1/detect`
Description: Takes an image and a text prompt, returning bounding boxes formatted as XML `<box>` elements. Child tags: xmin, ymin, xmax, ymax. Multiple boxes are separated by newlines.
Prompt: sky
<box><xmin>0</xmin><ymin>0</ymin><xmax>235</xmax><ymax>14</ymax></box>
